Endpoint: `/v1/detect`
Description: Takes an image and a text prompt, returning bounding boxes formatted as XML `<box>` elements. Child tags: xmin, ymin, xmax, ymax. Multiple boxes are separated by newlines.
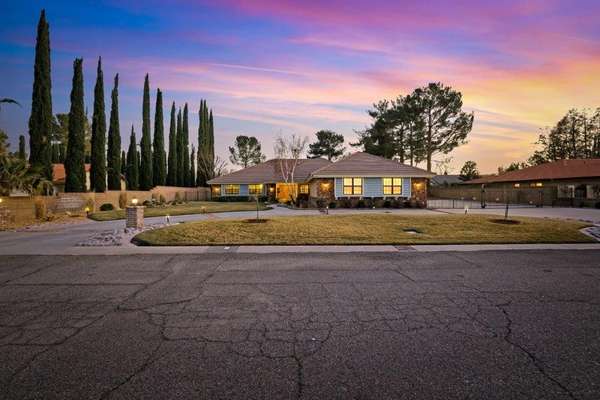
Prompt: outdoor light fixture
<box><xmin>131</xmin><ymin>198</ymin><xmax>139</xmax><ymax>205</ymax></box>
<box><xmin>0</xmin><ymin>198</ymin><xmax>3</xmax><ymax>204</ymax></box>
<box><xmin>321</xmin><ymin>182</ymin><xmax>330</xmax><ymax>189</ymax></box>
<box><xmin>269</xmin><ymin>187</ymin><xmax>274</xmax><ymax>192</ymax></box>
<box><xmin>84</xmin><ymin>206</ymin><xmax>90</xmax><ymax>216</ymax></box>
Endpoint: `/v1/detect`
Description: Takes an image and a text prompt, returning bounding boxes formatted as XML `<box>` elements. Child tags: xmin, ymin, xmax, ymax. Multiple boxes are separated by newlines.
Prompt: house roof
<box><xmin>52</xmin><ymin>163</ymin><xmax>91</xmax><ymax>184</ymax></box>
<box><xmin>430</xmin><ymin>174</ymin><xmax>463</xmax><ymax>186</ymax></box>
<box><xmin>465</xmin><ymin>159</ymin><xmax>600</xmax><ymax>184</ymax></box>
<box><xmin>207</xmin><ymin>158</ymin><xmax>331</xmax><ymax>184</ymax></box>
<box><xmin>311</xmin><ymin>152</ymin><xmax>434</xmax><ymax>178</ymax></box>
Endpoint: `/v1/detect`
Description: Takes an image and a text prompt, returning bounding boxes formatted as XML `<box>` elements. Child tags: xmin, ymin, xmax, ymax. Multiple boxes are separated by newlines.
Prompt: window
<box><xmin>383</xmin><ymin>178</ymin><xmax>402</xmax><ymax>195</ymax></box>
<box><xmin>529</xmin><ymin>182</ymin><xmax>543</xmax><ymax>188</ymax></box>
<box><xmin>299</xmin><ymin>184</ymin><xmax>309</xmax><ymax>194</ymax></box>
<box><xmin>343</xmin><ymin>178</ymin><xmax>362</xmax><ymax>195</ymax></box>
<box><xmin>248</xmin><ymin>184</ymin><xmax>263</xmax><ymax>196</ymax></box>
<box><xmin>224</xmin><ymin>184</ymin><xmax>240</xmax><ymax>195</ymax></box>
<box><xmin>513</xmin><ymin>183</ymin><xmax>520</xmax><ymax>188</ymax></box>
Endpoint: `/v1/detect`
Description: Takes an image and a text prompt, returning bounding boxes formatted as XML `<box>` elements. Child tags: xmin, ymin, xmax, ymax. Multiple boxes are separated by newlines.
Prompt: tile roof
<box><xmin>207</xmin><ymin>158</ymin><xmax>331</xmax><ymax>184</ymax></box>
<box><xmin>465</xmin><ymin>159</ymin><xmax>600</xmax><ymax>184</ymax></box>
<box><xmin>311</xmin><ymin>152</ymin><xmax>434</xmax><ymax>178</ymax></box>
<box><xmin>52</xmin><ymin>163</ymin><xmax>90</xmax><ymax>184</ymax></box>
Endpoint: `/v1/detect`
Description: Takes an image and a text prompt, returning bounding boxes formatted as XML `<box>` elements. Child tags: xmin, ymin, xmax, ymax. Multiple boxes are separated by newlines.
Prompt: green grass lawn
<box><xmin>133</xmin><ymin>214</ymin><xmax>594</xmax><ymax>246</ymax></box>
<box><xmin>88</xmin><ymin>201</ymin><xmax>271</xmax><ymax>221</ymax></box>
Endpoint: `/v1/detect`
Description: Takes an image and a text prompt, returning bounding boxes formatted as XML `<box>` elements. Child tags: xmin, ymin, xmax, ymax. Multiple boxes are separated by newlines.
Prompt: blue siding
<box><xmin>220</xmin><ymin>184</ymin><xmax>249</xmax><ymax>196</ymax></box>
<box><xmin>334</xmin><ymin>177</ymin><xmax>412</xmax><ymax>198</ymax></box>
<box><xmin>364</xmin><ymin>178</ymin><xmax>382</xmax><ymax>197</ymax></box>
<box><xmin>403</xmin><ymin>178</ymin><xmax>411</xmax><ymax>198</ymax></box>
<box><xmin>335</xmin><ymin>178</ymin><xmax>343</xmax><ymax>198</ymax></box>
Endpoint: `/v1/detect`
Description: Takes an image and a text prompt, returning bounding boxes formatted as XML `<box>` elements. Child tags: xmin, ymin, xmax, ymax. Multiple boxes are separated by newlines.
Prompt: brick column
<box><xmin>126</xmin><ymin>206</ymin><xmax>144</xmax><ymax>229</ymax></box>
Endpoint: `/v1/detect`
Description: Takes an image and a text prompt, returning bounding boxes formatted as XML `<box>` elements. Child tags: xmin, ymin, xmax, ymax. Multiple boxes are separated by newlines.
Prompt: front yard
<box><xmin>88</xmin><ymin>201</ymin><xmax>270</xmax><ymax>221</ymax></box>
<box><xmin>133</xmin><ymin>214</ymin><xmax>594</xmax><ymax>246</ymax></box>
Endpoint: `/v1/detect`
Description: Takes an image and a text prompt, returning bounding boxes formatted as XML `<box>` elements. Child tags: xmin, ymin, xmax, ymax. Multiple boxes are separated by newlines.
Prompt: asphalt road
<box><xmin>1</xmin><ymin>251</ymin><xmax>599</xmax><ymax>399</ymax></box>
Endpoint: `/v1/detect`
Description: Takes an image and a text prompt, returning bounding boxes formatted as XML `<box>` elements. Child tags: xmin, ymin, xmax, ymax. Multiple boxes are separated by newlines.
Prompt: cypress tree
<box><xmin>121</xmin><ymin>150</ymin><xmax>126</xmax><ymax>176</ymax></box>
<box><xmin>64</xmin><ymin>58</ymin><xmax>86</xmax><ymax>192</ymax></box>
<box><xmin>51</xmin><ymin>143</ymin><xmax>60</xmax><ymax>163</ymax></box>
<box><xmin>90</xmin><ymin>57</ymin><xmax>106</xmax><ymax>192</ymax></box>
<box><xmin>107</xmin><ymin>74</ymin><xmax>121</xmax><ymax>190</ymax></box>
<box><xmin>208</xmin><ymin>109</ymin><xmax>215</xmax><ymax>165</ymax></box>
<box><xmin>176</xmin><ymin>108</ymin><xmax>184</xmax><ymax>186</ymax></box>
<box><xmin>18</xmin><ymin>135</ymin><xmax>26</xmax><ymax>160</ymax></box>
<box><xmin>126</xmin><ymin>126</ymin><xmax>139</xmax><ymax>190</ymax></box>
<box><xmin>166</xmin><ymin>102</ymin><xmax>177</xmax><ymax>186</ymax></box>
<box><xmin>190</xmin><ymin>145</ymin><xmax>196</xmax><ymax>188</ymax></box>
<box><xmin>28</xmin><ymin>9</ymin><xmax>53</xmax><ymax>179</ymax></box>
<box><xmin>152</xmin><ymin>89</ymin><xmax>166</xmax><ymax>186</ymax></box>
<box><xmin>182</xmin><ymin>103</ymin><xmax>190</xmax><ymax>186</ymax></box>
<box><xmin>196</xmin><ymin>100</ymin><xmax>207</xmax><ymax>186</ymax></box>
<box><xmin>139</xmin><ymin>74</ymin><xmax>153</xmax><ymax>190</ymax></box>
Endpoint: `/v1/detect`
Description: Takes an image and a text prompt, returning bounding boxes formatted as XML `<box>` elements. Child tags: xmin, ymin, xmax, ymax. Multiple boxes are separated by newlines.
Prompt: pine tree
<box><xmin>190</xmin><ymin>146</ymin><xmax>196</xmax><ymax>188</ymax></box>
<box><xmin>152</xmin><ymin>89</ymin><xmax>166</xmax><ymax>186</ymax></box>
<box><xmin>64</xmin><ymin>58</ymin><xmax>86</xmax><ymax>192</ymax></box>
<box><xmin>182</xmin><ymin>103</ymin><xmax>190</xmax><ymax>186</ymax></box>
<box><xmin>90</xmin><ymin>57</ymin><xmax>106</xmax><ymax>192</ymax></box>
<box><xmin>176</xmin><ymin>108</ymin><xmax>184</xmax><ymax>186</ymax></box>
<box><xmin>166</xmin><ymin>102</ymin><xmax>178</xmax><ymax>186</ymax></box>
<box><xmin>126</xmin><ymin>126</ymin><xmax>139</xmax><ymax>190</ymax></box>
<box><xmin>28</xmin><ymin>9</ymin><xmax>53</xmax><ymax>179</ymax></box>
<box><xmin>18</xmin><ymin>135</ymin><xmax>26</xmax><ymax>160</ymax></box>
<box><xmin>138</xmin><ymin>74</ymin><xmax>153</xmax><ymax>189</ymax></box>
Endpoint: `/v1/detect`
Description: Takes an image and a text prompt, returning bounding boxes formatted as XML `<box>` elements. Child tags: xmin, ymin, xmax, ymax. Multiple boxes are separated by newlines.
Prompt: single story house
<box><xmin>430</xmin><ymin>174</ymin><xmax>463</xmax><ymax>187</ymax></box>
<box><xmin>463</xmin><ymin>159</ymin><xmax>600</xmax><ymax>207</ymax></box>
<box><xmin>207</xmin><ymin>152</ymin><xmax>434</xmax><ymax>205</ymax></box>
<box><xmin>52</xmin><ymin>163</ymin><xmax>92</xmax><ymax>193</ymax></box>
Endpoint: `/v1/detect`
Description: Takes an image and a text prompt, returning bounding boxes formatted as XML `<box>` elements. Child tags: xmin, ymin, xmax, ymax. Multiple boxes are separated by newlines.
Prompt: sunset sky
<box><xmin>2</xmin><ymin>0</ymin><xmax>600</xmax><ymax>173</ymax></box>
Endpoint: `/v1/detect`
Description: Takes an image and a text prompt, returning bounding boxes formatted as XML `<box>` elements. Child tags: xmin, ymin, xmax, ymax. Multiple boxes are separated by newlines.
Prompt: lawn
<box><xmin>88</xmin><ymin>201</ymin><xmax>271</xmax><ymax>221</ymax></box>
<box><xmin>133</xmin><ymin>214</ymin><xmax>594</xmax><ymax>246</ymax></box>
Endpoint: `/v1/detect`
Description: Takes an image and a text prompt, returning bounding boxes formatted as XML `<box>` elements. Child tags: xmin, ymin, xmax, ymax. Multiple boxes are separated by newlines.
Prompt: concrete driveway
<box><xmin>1</xmin><ymin>250</ymin><xmax>599</xmax><ymax>399</ymax></box>
<box><xmin>439</xmin><ymin>206</ymin><xmax>600</xmax><ymax>223</ymax></box>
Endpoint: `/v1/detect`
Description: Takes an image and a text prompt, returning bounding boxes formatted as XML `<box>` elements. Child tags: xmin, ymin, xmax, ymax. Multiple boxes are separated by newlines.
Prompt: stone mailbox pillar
<box><xmin>126</xmin><ymin>206</ymin><xmax>144</xmax><ymax>229</ymax></box>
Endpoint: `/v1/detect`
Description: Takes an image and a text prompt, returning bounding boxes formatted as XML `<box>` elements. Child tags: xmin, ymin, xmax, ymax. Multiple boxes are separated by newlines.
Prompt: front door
<box><xmin>276</xmin><ymin>183</ymin><xmax>297</xmax><ymax>203</ymax></box>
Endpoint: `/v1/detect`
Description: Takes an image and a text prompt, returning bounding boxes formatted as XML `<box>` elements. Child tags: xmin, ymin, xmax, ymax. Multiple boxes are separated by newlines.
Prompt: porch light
<box><xmin>321</xmin><ymin>182</ymin><xmax>330</xmax><ymax>189</ymax></box>
<box><xmin>269</xmin><ymin>187</ymin><xmax>274</xmax><ymax>192</ymax></box>
<box><xmin>0</xmin><ymin>198</ymin><xmax>3</xmax><ymax>204</ymax></box>
<box><xmin>131</xmin><ymin>198</ymin><xmax>139</xmax><ymax>206</ymax></box>
<box><xmin>414</xmin><ymin>182</ymin><xmax>423</xmax><ymax>190</ymax></box>
<box><xmin>84</xmin><ymin>206</ymin><xmax>90</xmax><ymax>216</ymax></box>
<box><xmin>214</xmin><ymin>186</ymin><xmax>221</xmax><ymax>192</ymax></box>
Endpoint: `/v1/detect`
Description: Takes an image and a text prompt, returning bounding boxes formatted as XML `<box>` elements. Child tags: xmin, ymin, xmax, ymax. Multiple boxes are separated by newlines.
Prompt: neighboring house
<box><xmin>430</xmin><ymin>174</ymin><xmax>463</xmax><ymax>187</ymax></box>
<box><xmin>52</xmin><ymin>163</ymin><xmax>91</xmax><ymax>193</ymax></box>
<box><xmin>208</xmin><ymin>152</ymin><xmax>434</xmax><ymax>205</ymax></box>
<box><xmin>464</xmin><ymin>159</ymin><xmax>600</xmax><ymax>207</ymax></box>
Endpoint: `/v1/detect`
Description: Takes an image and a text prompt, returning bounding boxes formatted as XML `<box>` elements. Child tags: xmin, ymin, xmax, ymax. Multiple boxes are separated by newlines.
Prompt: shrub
<box><xmin>34</xmin><ymin>199</ymin><xmax>47</xmax><ymax>220</ymax></box>
<box><xmin>374</xmin><ymin>199</ymin><xmax>385</xmax><ymax>208</ymax></box>
<box><xmin>151</xmin><ymin>193</ymin><xmax>159</xmax><ymax>202</ymax></box>
<box><xmin>174</xmin><ymin>192</ymin><xmax>182</xmax><ymax>204</ymax></box>
<box><xmin>142</xmin><ymin>199</ymin><xmax>153</xmax><ymax>207</ymax></box>
<box><xmin>356</xmin><ymin>199</ymin><xmax>366</xmax><ymax>208</ymax></box>
<box><xmin>316</xmin><ymin>197</ymin><xmax>327</xmax><ymax>208</ymax></box>
<box><xmin>337</xmin><ymin>198</ymin><xmax>351</xmax><ymax>208</ymax></box>
<box><xmin>328</xmin><ymin>201</ymin><xmax>337</xmax><ymax>209</ymax></box>
<box><xmin>159</xmin><ymin>194</ymin><xmax>166</xmax><ymax>205</ymax></box>
<box><xmin>392</xmin><ymin>199</ymin><xmax>404</xmax><ymax>208</ymax></box>
<box><xmin>383</xmin><ymin>199</ymin><xmax>392</xmax><ymax>208</ymax></box>
<box><xmin>99</xmin><ymin>203</ymin><xmax>114</xmax><ymax>211</ymax></box>
<box><xmin>118</xmin><ymin>192</ymin><xmax>127</xmax><ymax>209</ymax></box>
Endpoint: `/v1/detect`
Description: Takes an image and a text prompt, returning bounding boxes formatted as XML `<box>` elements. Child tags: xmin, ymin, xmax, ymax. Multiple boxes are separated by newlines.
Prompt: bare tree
<box><xmin>197</xmin><ymin>154</ymin><xmax>228</xmax><ymax>182</ymax></box>
<box><xmin>273</xmin><ymin>134</ymin><xmax>308</xmax><ymax>204</ymax></box>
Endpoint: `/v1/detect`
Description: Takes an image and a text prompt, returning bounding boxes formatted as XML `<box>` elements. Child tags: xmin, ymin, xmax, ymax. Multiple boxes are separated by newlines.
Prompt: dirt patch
<box><xmin>490</xmin><ymin>219</ymin><xmax>521</xmax><ymax>225</ymax></box>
